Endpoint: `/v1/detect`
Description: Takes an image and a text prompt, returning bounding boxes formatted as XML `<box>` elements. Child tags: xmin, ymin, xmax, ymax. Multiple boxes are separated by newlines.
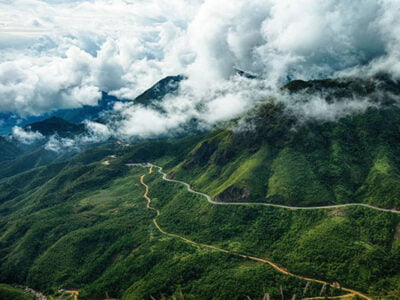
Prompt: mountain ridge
<box><xmin>1</xmin><ymin>75</ymin><xmax>400</xmax><ymax>298</ymax></box>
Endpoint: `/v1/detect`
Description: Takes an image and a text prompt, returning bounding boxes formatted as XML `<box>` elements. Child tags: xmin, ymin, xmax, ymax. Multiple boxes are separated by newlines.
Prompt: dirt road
<box><xmin>139</xmin><ymin>168</ymin><xmax>371</xmax><ymax>300</ymax></box>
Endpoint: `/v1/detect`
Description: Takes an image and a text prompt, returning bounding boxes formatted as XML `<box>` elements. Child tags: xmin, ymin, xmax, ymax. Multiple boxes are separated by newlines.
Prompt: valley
<box><xmin>1</xmin><ymin>78</ymin><xmax>400</xmax><ymax>299</ymax></box>
<box><xmin>138</xmin><ymin>165</ymin><xmax>370</xmax><ymax>300</ymax></box>
<box><xmin>3</xmin><ymin>1</ymin><xmax>400</xmax><ymax>298</ymax></box>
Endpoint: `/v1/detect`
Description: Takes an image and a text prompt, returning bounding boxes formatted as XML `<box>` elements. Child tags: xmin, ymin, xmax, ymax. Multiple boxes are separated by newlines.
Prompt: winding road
<box><xmin>138</xmin><ymin>165</ymin><xmax>372</xmax><ymax>300</ymax></box>
<box><xmin>128</xmin><ymin>163</ymin><xmax>400</xmax><ymax>214</ymax></box>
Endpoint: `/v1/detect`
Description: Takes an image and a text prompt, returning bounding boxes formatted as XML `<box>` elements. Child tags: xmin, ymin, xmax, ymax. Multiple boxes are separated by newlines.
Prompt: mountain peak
<box><xmin>134</xmin><ymin>75</ymin><xmax>185</xmax><ymax>106</ymax></box>
<box><xmin>25</xmin><ymin>117</ymin><xmax>84</xmax><ymax>137</ymax></box>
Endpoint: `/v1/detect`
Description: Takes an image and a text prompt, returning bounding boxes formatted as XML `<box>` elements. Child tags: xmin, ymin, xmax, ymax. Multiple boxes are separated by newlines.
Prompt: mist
<box><xmin>2</xmin><ymin>0</ymin><xmax>400</xmax><ymax>141</ymax></box>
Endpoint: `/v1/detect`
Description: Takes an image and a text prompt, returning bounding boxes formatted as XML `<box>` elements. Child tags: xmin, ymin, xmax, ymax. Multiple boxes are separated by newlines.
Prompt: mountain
<box><xmin>51</xmin><ymin>92</ymin><xmax>130</xmax><ymax>124</ymax></box>
<box><xmin>134</xmin><ymin>75</ymin><xmax>185</xmax><ymax>107</ymax></box>
<box><xmin>234</xmin><ymin>68</ymin><xmax>257</xmax><ymax>79</ymax></box>
<box><xmin>0</xmin><ymin>137</ymin><xmax>22</xmax><ymax>163</ymax></box>
<box><xmin>0</xmin><ymin>75</ymin><xmax>183</xmax><ymax>136</ymax></box>
<box><xmin>1</xmin><ymin>75</ymin><xmax>188</xmax><ymax>172</ymax></box>
<box><xmin>160</xmin><ymin>103</ymin><xmax>400</xmax><ymax>209</ymax></box>
<box><xmin>284</xmin><ymin>75</ymin><xmax>400</xmax><ymax>103</ymax></box>
<box><xmin>0</xmin><ymin>117</ymin><xmax>87</xmax><ymax>181</ymax></box>
<box><xmin>25</xmin><ymin>117</ymin><xmax>85</xmax><ymax>137</ymax></box>
<box><xmin>0</xmin><ymin>75</ymin><xmax>185</xmax><ymax>137</ymax></box>
<box><xmin>0</xmin><ymin>76</ymin><xmax>400</xmax><ymax>299</ymax></box>
<box><xmin>0</xmin><ymin>113</ymin><xmax>44</xmax><ymax>136</ymax></box>
<box><xmin>0</xmin><ymin>92</ymin><xmax>127</xmax><ymax>135</ymax></box>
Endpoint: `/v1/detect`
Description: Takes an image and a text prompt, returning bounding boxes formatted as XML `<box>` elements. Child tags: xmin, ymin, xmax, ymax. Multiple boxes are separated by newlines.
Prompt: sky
<box><xmin>2</xmin><ymin>0</ymin><xmax>400</xmax><ymax>141</ymax></box>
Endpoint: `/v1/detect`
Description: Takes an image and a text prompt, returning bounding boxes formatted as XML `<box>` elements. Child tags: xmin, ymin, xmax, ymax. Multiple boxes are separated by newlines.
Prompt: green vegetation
<box><xmin>2</xmin><ymin>77</ymin><xmax>400</xmax><ymax>298</ymax></box>
<box><xmin>0</xmin><ymin>284</ymin><xmax>34</xmax><ymax>300</ymax></box>
<box><xmin>166</xmin><ymin>104</ymin><xmax>400</xmax><ymax>209</ymax></box>
<box><xmin>0</xmin><ymin>157</ymin><xmax>345</xmax><ymax>299</ymax></box>
<box><xmin>356</xmin><ymin>149</ymin><xmax>400</xmax><ymax>208</ymax></box>
<box><xmin>267</xmin><ymin>147</ymin><xmax>334</xmax><ymax>205</ymax></box>
<box><xmin>0</xmin><ymin>137</ymin><xmax>21</xmax><ymax>163</ymax></box>
<box><xmin>144</xmin><ymin>169</ymin><xmax>400</xmax><ymax>298</ymax></box>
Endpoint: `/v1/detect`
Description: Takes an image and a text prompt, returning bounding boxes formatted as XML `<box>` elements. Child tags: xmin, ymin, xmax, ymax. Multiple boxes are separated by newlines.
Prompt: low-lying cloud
<box><xmin>44</xmin><ymin>135</ymin><xmax>78</xmax><ymax>152</ymax></box>
<box><xmin>1</xmin><ymin>0</ymin><xmax>400</xmax><ymax>139</ymax></box>
<box><xmin>11</xmin><ymin>126</ymin><xmax>44</xmax><ymax>144</ymax></box>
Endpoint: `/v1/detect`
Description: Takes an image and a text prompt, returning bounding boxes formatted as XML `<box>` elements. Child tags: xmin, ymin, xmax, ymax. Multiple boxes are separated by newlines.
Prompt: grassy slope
<box><xmin>142</xmin><ymin>169</ymin><xmax>400</xmax><ymax>298</ymax></box>
<box><xmin>0</xmin><ymin>137</ymin><xmax>22</xmax><ymax>163</ymax></box>
<box><xmin>0</xmin><ymin>155</ymin><xmax>341</xmax><ymax>299</ymax></box>
<box><xmin>267</xmin><ymin>147</ymin><xmax>335</xmax><ymax>205</ymax></box>
<box><xmin>0</xmin><ymin>284</ymin><xmax>34</xmax><ymax>300</ymax></box>
<box><xmin>167</xmin><ymin>105</ymin><xmax>400</xmax><ymax>209</ymax></box>
<box><xmin>0</xmin><ymin>137</ymin><xmax>399</xmax><ymax>298</ymax></box>
<box><xmin>1</xmin><ymin>101</ymin><xmax>400</xmax><ymax>298</ymax></box>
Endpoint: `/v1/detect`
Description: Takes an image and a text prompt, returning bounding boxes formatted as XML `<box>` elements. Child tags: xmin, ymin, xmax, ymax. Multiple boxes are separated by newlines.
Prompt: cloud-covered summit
<box><xmin>1</xmin><ymin>0</ymin><xmax>400</xmax><ymax>137</ymax></box>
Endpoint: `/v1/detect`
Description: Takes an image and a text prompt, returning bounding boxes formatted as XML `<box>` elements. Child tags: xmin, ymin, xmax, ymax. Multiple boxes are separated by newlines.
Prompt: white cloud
<box><xmin>11</xmin><ymin>126</ymin><xmax>44</xmax><ymax>144</ymax></box>
<box><xmin>1</xmin><ymin>0</ymin><xmax>400</xmax><ymax>138</ymax></box>
<box><xmin>44</xmin><ymin>135</ymin><xmax>78</xmax><ymax>152</ymax></box>
<box><xmin>202</xmin><ymin>94</ymin><xmax>248</xmax><ymax>124</ymax></box>
<box><xmin>113</xmin><ymin>103</ymin><xmax>190</xmax><ymax>138</ymax></box>
<box><xmin>81</xmin><ymin>120</ymin><xmax>111</xmax><ymax>142</ymax></box>
<box><xmin>280</xmin><ymin>94</ymin><xmax>378</xmax><ymax>122</ymax></box>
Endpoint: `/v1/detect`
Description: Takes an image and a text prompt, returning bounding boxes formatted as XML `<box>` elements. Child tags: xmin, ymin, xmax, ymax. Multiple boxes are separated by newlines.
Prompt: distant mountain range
<box><xmin>0</xmin><ymin>92</ymin><xmax>126</xmax><ymax>135</ymax></box>
<box><xmin>0</xmin><ymin>75</ymin><xmax>187</xmax><ymax>179</ymax></box>
<box><xmin>0</xmin><ymin>75</ymin><xmax>186</xmax><ymax>137</ymax></box>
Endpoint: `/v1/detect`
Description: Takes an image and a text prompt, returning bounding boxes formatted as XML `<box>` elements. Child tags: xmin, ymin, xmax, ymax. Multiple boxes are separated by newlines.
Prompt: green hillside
<box><xmin>0</xmin><ymin>284</ymin><xmax>34</xmax><ymax>300</ymax></box>
<box><xmin>1</xmin><ymin>77</ymin><xmax>400</xmax><ymax>298</ymax></box>
<box><xmin>0</xmin><ymin>157</ymin><xmax>342</xmax><ymax>299</ymax></box>
<box><xmin>167</xmin><ymin>104</ymin><xmax>400</xmax><ymax>209</ymax></box>
<box><xmin>0</xmin><ymin>145</ymin><xmax>398</xmax><ymax>298</ymax></box>
<box><xmin>0</xmin><ymin>137</ymin><xmax>21</xmax><ymax>163</ymax></box>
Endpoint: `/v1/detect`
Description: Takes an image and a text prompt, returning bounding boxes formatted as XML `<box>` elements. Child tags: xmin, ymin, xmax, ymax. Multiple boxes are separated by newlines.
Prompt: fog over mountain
<box><xmin>3</xmin><ymin>2</ymin><xmax>400</xmax><ymax>298</ymax></box>
<box><xmin>2</xmin><ymin>0</ymin><xmax>400</xmax><ymax>139</ymax></box>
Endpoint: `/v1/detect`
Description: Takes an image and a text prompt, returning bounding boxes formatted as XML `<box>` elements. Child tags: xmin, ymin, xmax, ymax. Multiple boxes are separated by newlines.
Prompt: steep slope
<box><xmin>0</xmin><ymin>148</ymin><xmax>64</xmax><ymax>181</ymax></box>
<box><xmin>266</xmin><ymin>147</ymin><xmax>335</xmax><ymax>206</ymax></box>
<box><xmin>164</xmin><ymin>101</ymin><xmax>400</xmax><ymax>209</ymax></box>
<box><xmin>0</xmin><ymin>151</ymin><xmax>337</xmax><ymax>299</ymax></box>
<box><xmin>0</xmin><ymin>284</ymin><xmax>34</xmax><ymax>300</ymax></box>
<box><xmin>1</xmin><ymin>147</ymin><xmax>398</xmax><ymax>299</ymax></box>
<box><xmin>136</xmin><ymin>167</ymin><xmax>400</xmax><ymax>298</ymax></box>
<box><xmin>356</xmin><ymin>149</ymin><xmax>400</xmax><ymax>208</ymax></box>
<box><xmin>0</xmin><ymin>137</ymin><xmax>22</xmax><ymax>162</ymax></box>
<box><xmin>133</xmin><ymin>75</ymin><xmax>184</xmax><ymax>107</ymax></box>
<box><xmin>1</xmin><ymin>76</ymin><xmax>400</xmax><ymax>298</ymax></box>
